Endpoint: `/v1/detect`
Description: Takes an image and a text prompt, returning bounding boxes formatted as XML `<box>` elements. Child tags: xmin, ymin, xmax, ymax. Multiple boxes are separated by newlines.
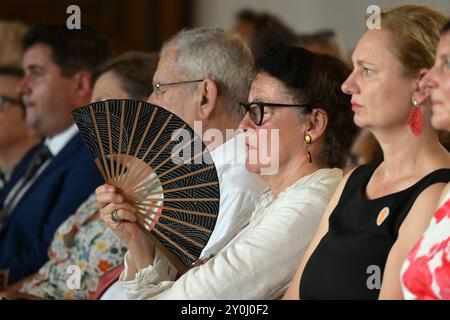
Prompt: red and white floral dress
<box><xmin>401</xmin><ymin>193</ymin><xmax>450</xmax><ymax>300</ymax></box>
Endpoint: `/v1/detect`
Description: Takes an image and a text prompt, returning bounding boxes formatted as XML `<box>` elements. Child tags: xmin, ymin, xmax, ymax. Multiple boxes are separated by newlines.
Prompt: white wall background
<box><xmin>193</xmin><ymin>0</ymin><xmax>450</xmax><ymax>53</ymax></box>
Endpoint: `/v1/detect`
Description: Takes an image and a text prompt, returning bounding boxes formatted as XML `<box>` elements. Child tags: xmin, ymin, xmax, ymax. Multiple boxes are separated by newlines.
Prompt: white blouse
<box><xmin>118</xmin><ymin>168</ymin><xmax>343</xmax><ymax>299</ymax></box>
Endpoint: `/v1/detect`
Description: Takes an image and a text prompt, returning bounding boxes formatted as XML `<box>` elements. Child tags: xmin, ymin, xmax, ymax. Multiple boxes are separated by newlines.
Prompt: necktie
<box><xmin>0</xmin><ymin>171</ymin><xmax>5</xmax><ymax>190</ymax></box>
<box><xmin>0</xmin><ymin>145</ymin><xmax>53</xmax><ymax>228</ymax></box>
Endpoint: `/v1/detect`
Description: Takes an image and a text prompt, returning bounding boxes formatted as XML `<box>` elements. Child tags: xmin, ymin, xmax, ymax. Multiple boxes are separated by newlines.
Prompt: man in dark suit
<box><xmin>0</xmin><ymin>25</ymin><xmax>110</xmax><ymax>285</ymax></box>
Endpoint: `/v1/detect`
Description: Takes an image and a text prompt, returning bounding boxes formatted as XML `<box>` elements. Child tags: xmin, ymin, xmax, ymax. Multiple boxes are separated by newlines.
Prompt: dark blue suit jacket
<box><xmin>0</xmin><ymin>132</ymin><xmax>103</xmax><ymax>284</ymax></box>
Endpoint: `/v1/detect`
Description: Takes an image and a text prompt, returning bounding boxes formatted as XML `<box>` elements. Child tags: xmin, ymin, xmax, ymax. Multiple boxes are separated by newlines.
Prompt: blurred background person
<box><xmin>0</xmin><ymin>67</ymin><xmax>41</xmax><ymax>189</ymax></box>
<box><xmin>284</xmin><ymin>5</ymin><xmax>450</xmax><ymax>300</ymax></box>
<box><xmin>8</xmin><ymin>52</ymin><xmax>159</xmax><ymax>299</ymax></box>
<box><xmin>96</xmin><ymin>27</ymin><xmax>269</xmax><ymax>300</ymax></box>
<box><xmin>296</xmin><ymin>30</ymin><xmax>349</xmax><ymax>63</ymax></box>
<box><xmin>439</xmin><ymin>131</ymin><xmax>450</xmax><ymax>152</ymax></box>
<box><xmin>231</xmin><ymin>9</ymin><xmax>349</xmax><ymax>63</ymax></box>
<box><xmin>345</xmin><ymin>128</ymin><xmax>383</xmax><ymax>172</ymax></box>
<box><xmin>0</xmin><ymin>20</ymin><xmax>41</xmax><ymax>192</ymax></box>
<box><xmin>0</xmin><ymin>20</ymin><xmax>28</xmax><ymax>67</ymax></box>
<box><xmin>231</xmin><ymin>8</ymin><xmax>297</xmax><ymax>57</ymax></box>
<box><xmin>0</xmin><ymin>25</ymin><xmax>110</xmax><ymax>285</ymax></box>
<box><xmin>96</xmin><ymin>41</ymin><xmax>357</xmax><ymax>299</ymax></box>
<box><xmin>401</xmin><ymin>20</ymin><xmax>450</xmax><ymax>300</ymax></box>
<box><xmin>0</xmin><ymin>71</ymin><xmax>41</xmax><ymax>191</ymax></box>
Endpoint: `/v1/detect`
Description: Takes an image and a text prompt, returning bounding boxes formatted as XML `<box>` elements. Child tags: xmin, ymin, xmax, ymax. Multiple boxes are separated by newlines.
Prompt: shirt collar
<box><xmin>254</xmin><ymin>168</ymin><xmax>343</xmax><ymax>212</ymax></box>
<box><xmin>45</xmin><ymin>124</ymin><xmax>79</xmax><ymax>157</ymax></box>
<box><xmin>209</xmin><ymin>132</ymin><xmax>247</xmax><ymax>167</ymax></box>
<box><xmin>0</xmin><ymin>167</ymin><xmax>13</xmax><ymax>183</ymax></box>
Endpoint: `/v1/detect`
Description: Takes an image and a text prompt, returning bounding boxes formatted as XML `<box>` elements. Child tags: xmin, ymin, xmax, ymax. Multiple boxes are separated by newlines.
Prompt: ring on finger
<box><xmin>111</xmin><ymin>210</ymin><xmax>122</xmax><ymax>224</ymax></box>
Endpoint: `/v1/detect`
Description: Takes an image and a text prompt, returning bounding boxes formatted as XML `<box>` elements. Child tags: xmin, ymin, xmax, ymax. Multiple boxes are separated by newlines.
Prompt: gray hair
<box><xmin>161</xmin><ymin>27</ymin><xmax>254</xmax><ymax>107</ymax></box>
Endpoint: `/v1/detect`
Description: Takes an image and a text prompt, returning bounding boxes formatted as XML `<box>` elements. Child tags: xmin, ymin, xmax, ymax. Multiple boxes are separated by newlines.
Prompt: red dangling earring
<box><xmin>408</xmin><ymin>100</ymin><xmax>423</xmax><ymax>136</ymax></box>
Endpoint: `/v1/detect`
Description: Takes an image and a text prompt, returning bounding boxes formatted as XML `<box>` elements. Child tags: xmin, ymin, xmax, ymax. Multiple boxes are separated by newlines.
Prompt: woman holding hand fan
<box><xmin>96</xmin><ymin>41</ymin><xmax>357</xmax><ymax>299</ymax></box>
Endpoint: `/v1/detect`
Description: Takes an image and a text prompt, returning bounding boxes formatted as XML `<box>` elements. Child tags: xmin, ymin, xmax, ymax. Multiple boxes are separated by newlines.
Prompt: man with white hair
<box><xmin>95</xmin><ymin>27</ymin><xmax>268</xmax><ymax>299</ymax></box>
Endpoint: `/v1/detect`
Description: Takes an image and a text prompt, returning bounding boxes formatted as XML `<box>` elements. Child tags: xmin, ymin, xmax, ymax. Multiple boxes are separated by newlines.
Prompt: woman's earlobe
<box><xmin>412</xmin><ymin>88</ymin><xmax>431</xmax><ymax>106</ymax></box>
<box><xmin>414</xmin><ymin>68</ymin><xmax>432</xmax><ymax>103</ymax></box>
<box><xmin>311</xmin><ymin>108</ymin><xmax>328</xmax><ymax>137</ymax></box>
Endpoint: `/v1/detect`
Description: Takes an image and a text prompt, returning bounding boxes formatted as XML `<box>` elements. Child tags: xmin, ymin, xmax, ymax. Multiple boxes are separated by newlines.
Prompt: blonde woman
<box><xmin>284</xmin><ymin>5</ymin><xmax>450</xmax><ymax>300</ymax></box>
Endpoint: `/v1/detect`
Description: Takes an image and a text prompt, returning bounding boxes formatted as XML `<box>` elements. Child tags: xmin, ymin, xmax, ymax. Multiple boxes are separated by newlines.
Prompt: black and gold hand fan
<box><xmin>71</xmin><ymin>99</ymin><xmax>220</xmax><ymax>274</ymax></box>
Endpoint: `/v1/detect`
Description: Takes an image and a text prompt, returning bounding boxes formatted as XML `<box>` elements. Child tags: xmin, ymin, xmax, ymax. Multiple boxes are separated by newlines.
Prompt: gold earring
<box><xmin>304</xmin><ymin>134</ymin><xmax>312</xmax><ymax>163</ymax></box>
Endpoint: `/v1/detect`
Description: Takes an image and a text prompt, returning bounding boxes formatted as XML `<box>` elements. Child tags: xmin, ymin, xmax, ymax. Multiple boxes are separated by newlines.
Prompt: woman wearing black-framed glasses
<box><xmin>227</xmin><ymin>43</ymin><xmax>357</xmax><ymax>298</ymax></box>
<box><xmin>237</xmin><ymin>101</ymin><xmax>314</xmax><ymax>127</ymax></box>
<box><xmin>94</xmin><ymin>43</ymin><xmax>359</xmax><ymax>300</ymax></box>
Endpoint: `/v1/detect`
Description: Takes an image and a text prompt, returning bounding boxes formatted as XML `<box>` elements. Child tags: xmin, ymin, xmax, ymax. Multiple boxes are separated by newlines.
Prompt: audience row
<box><xmin>0</xmin><ymin>4</ymin><xmax>449</xmax><ymax>300</ymax></box>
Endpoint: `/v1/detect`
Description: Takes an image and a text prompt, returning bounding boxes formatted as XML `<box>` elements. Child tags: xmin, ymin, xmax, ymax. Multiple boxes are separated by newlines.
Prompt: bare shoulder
<box><xmin>337</xmin><ymin>166</ymin><xmax>358</xmax><ymax>191</ymax></box>
<box><xmin>439</xmin><ymin>181</ymin><xmax>450</xmax><ymax>204</ymax></box>
<box><xmin>335</xmin><ymin>166</ymin><xmax>359</xmax><ymax>196</ymax></box>
<box><xmin>400</xmin><ymin>182</ymin><xmax>447</xmax><ymax>234</ymax></box>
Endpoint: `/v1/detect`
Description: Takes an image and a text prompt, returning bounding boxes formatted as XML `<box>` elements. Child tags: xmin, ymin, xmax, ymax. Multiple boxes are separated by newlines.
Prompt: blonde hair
<box><xmin>0</xmin><ymin>20</ymin><xmax>28</xmax><ymax>68</ymax></box>
<box><xmin>381</xmin><ymin>5</ymin><xmax>448</xmax><ymax>78</ymax></box>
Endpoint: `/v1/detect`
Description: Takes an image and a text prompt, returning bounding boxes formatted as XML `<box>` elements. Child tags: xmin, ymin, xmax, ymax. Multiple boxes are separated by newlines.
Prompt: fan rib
<box><xmin>94</xmin><ymin>159</ymin><xmax>108</xmax><ymax>181</ymax></box>
<box><xmin>131</xmin><ymin>147</ymin><xmax>211</xmax><ymax>192</ymax></box>
<box><xmin>160</xmin><ymin>215</ymin><xmax>212</xmax><ymax>235</ymax></box>
<box><xmin>135</xmin><ymin>166</ymin><xmax>217</xmax><ymax>194</ymax></box>
<box><xmin>130</xmin><ymin>130</ymin><xmax>194</xmax><ymax>192</ymax></box>
<box><xmin>147</xmin><ymin>124</ymin><xmax>186</xmax><ymax>168</ymax></box>
<box><xmin>134</xmin><ymin>107</ymin><xmax>157</xmax><ymax>157</ymax></box>
<box><xmin>114</xmin><ymin>101</ymin><xmax>126</xmax><ymax>186</ymax></box>
<box><xmin>120</xmin><ymin>107</ymin><xmax>157</xmax><ymax>189</ymax></box>
<box><xmin>122</xmin><ymin>114</ymin><xmax>174</xmax><ymax>192</ymax></box>
<box><xmin>134</xmin><ymin>203</ymin><xmax>217</xmax><ymax>218</ymax></box>
<box><xmin>140</xmin><ymin>197</ymin><xmax>218</xmax><ymax>203</ymax></box>
<box><xmin>106</xmin><ymin>101</ymin><xmax>116</xmax><ymax>184</ymax></box>
<box><xmin>135</xmin><ymin>208</ymin><xmax>158</xmax><ymax>224</ymax></box>
<box><xmin>136</xmin><ymin>210</ymin><xmax>212</xmax><ymax>234</ymax></box>
<box><xmin>151</xmin><ymin>227</ymin><xmax>197</xmax><ymax>261</ymax></box>
<box><xmin>151</xmin><ymin>220</ymin><xmax>204</xmax><ymax>249</ymax></box>
<box><xmin>139</xmin><ymin>114</ymin><xmax>173</xmax><ymax>163</ymax></box>
<box><xmin>135</xmin><ymin>215</ymin><xmax>197</xmax><ymax>261</ymax></box>
<box><xmin>152</xmin><ymin>136</ymin><xmax>193</xmax><ymax>171</ymax></box>
<box><xmin>89</xmin><ymin>105</ymin><xmax>111</xmax><ymax>181</ymax></box>
<box><xmin>117</xmin><ymin>101</ymin><xmax>142</xmax><ymax>182</ymax></box>
<box><xmin>122</xmin><ymin>124</ymin><xmax>180</xmax><ymax>192</ymax></box>
<box><xmin>145</xmin><ymin>181</ymin><xmax>219</xmax><ymax>197</ymax></box>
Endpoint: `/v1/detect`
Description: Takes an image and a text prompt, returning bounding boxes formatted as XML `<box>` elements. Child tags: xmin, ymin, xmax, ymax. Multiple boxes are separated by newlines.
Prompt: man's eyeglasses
<box><xmin>0</xmin><ymin>95</ymin><xmax>24</xmax><ymax>112</ymax></box>
<box><xmin>237</xmin><ymin>101</ymin><xmax>314</xmax><ymax>126</ymax></box>
<box><xmin>152</xmin><ymin>79</ymin><xmax>204</xmax><ymax>93</ymax></box>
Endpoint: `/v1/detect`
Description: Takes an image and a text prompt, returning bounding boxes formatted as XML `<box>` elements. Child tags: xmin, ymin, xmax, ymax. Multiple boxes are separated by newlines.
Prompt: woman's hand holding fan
<box><xmin>96</xmin><ymin>184</ymin><xmax>156</xmax><ymax>269</ymax></box>
<box><xmin>72</xmin><ymin>99</ymin><xmax>221</xmax><ymax>274</ymax></box>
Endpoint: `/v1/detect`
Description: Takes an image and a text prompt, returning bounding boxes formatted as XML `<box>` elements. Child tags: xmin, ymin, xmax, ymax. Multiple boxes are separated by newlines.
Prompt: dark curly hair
<box><xmin>254</xmin><ymin>42</ymin><xmax>357</xmax><ymax>168</ymax></box>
